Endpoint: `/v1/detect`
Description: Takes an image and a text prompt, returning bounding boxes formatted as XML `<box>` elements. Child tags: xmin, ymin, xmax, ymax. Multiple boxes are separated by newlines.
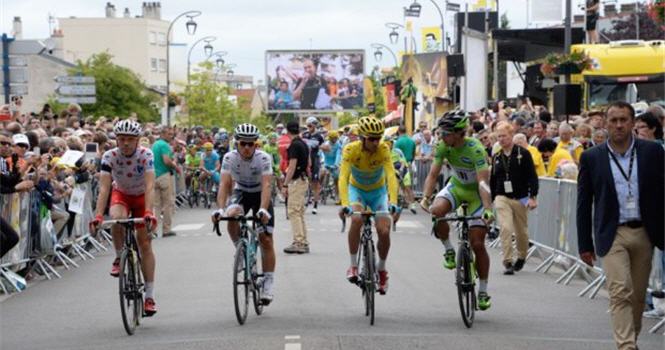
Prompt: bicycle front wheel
<box><xmin>363</xmin><ymin>242</ymin><xmax>376</xmax><ymax>325</ymax></box>
<box><xmin>456</xmin><ymin>246</ymin><xmax>476</xmax><ymax>328</ymax></box>
<box><xmin>119</xmin><ymin>249</ymin><xmax>139</xmax><ymax>335</ymax></box>
<box><xmin>233</xmin><ymin>244</ymin><xmax>249</xmax><ymax>325</ymax></box>
<box><xmin>252</xmin><ymin>246</ymin><xmax>264</xmax><ymax>316</ymax></box>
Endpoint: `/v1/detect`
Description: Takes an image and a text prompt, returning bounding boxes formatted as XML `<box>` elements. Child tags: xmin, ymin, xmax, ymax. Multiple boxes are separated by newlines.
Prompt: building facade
<box><xmin>56</xmin><ymin>2</ymin><xmax>169</xmax><ymax>92</ymax></box>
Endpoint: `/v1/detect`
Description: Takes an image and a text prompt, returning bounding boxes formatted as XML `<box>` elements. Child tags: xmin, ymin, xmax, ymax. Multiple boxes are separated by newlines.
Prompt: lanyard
<box><xmin>500</xmin><ymin>151</ymin><xmax>511</xmax><ymax>180</ymax></box>
<box><xmin>608</xmin><ymin>145</ymin><xmax>636</xmax><ymax>195</ymax></box>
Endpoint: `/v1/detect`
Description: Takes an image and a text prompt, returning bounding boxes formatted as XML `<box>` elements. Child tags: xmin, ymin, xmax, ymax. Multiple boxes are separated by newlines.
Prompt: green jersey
<box><xmin>433</xmin><ymin>137</ymin><xmax>488</xmax><ymax>188</ymax></box>
<box><xmin>185</xmin><ymin>153</ymin><xmax>201</xmax><ymax>169</ymax></box>
<box><xmin>262</xmin><ymin>144</ymin><xmax>280</xmax><ymax>173</ymax></box>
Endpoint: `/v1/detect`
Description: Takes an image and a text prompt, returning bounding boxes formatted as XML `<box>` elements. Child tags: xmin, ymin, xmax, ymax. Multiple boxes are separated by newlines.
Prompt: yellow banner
<box><xmin>405</xmin><ymin>20</ymin><xmax>413</xmax><ymax>32</ymax></box>
<box><xmin>472</xmin><ymin>0</ymin><xmax>497</xmax><ymax>10</ymax></box>
<box><xmin>421</xmin><ymin>26</ymin><xmax>443</xmax><ymax>53</ymax></box>
<box><xmin>363</xmin><ymin>77</ymin><xmax>375</xmax><ymax>107</ymax></box>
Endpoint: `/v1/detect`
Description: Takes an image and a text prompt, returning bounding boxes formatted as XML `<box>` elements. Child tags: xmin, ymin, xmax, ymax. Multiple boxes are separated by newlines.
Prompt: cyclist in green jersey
<box><xmin>420</xmin><ymin>110</ymin><xmax>495</xmax><ymax>311</ymax></box>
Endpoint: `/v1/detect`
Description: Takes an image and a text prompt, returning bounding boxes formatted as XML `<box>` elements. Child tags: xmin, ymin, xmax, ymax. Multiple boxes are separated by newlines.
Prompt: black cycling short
<box><xmin>586</xmin><ymin>13</ymin><xmax>598</xmax><ymax>30</ymax></box>
<box><xmin>229</xmin><ymin>189</ymin><xmax>274</xmax><ymax>234</ymax></box>
<box><xmin>310</xmin><ymin>158</ymin><xmax>321</xmax><ymax>182</ymax></box>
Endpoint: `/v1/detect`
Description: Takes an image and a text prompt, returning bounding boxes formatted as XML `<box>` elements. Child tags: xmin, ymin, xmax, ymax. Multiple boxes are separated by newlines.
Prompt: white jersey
<box><xmin>220</xmin><ymin>150</ymin><xmax>273</xmax><ymax>193</ymax></box>
<box><xmin>100</xmin><ymin>146</ymin><xmax>155</xmax><ymax>196</ymax></box>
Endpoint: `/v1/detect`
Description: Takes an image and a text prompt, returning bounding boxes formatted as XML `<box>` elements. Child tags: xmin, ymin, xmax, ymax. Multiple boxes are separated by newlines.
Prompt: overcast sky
<box><xmin>0</xmin><ymin>0</ymin><xmax>643</xmax><ymax>84</ymax></box>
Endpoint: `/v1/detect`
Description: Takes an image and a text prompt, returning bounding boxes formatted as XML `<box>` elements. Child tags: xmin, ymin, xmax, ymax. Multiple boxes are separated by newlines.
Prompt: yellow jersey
<box><xmin>527</xmin><ymin>145</ymin><xmax>546</xmax><ymax>177</ymax></box>
<box><xmin>546</xmin><ymin>147</ymin><xmax>574</xmax><ymax>177</ymax></box>
<box><xmin>339</xmin><ymin>140</ymin><xmax>399</xmax><ymax>206</ymax></box>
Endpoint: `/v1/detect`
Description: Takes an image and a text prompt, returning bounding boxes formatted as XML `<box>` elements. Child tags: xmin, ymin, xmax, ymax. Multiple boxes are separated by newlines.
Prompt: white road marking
<box><xmin>285</xmin><ymin>335</ymin><xmax>302</xmax><ymax>350</ymax></box>
<box><xmin>171</xmin><ymin>223</ymin><xmax>205</xmax><ymax>232</ymax></box>
<box><xmin>394</xmin><ymin>220</ymin><xmax>423</xmax><ymax>229</ymax></box>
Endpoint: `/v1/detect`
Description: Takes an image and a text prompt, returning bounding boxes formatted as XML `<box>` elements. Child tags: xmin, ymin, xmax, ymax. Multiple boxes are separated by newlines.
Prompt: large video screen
<box><xmin>266</xmin><ymin>50</ymin><xmax>365</xmax><ymax>112</ymax></box>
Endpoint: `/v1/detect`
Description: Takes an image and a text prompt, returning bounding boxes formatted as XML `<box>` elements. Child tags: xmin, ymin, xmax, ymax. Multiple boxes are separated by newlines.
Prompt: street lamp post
<box><xmin>165</xmin><ymin>10</ymin><xmax>201</xmax><ymax>127</ymax></box>
<box><xmin>385</xmin><ymin>22</ymin><xmax>406</xmax><ymax>53</ymax></box>
<box><xmin>187</xmin><ymin>36</ymin><xmax>217</xmax><ymax>85</ymax></box>
<box><xmin>371</xmin><ymin>43</ymin><xmax>399</xmax><ymax>67</ymax></box>
<box><xmin>208</xmin><ymin>51</ymin><xmax>228</xmax><ymax>69</ymax></box>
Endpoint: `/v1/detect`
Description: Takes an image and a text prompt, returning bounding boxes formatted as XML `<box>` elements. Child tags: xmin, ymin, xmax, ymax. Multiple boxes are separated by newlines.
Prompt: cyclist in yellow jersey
<box><xmin>339</xmin><ymin>116</ymin><xmax>399</xmax><ymax>294</ymax></box>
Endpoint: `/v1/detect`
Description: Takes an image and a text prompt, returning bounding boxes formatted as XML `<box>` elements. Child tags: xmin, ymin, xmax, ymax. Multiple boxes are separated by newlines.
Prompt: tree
<box><xmin>601</xmin><ymin>3</ymin><xmax>664</xmax><ymax>41</ymax></box>
<box><xmin>68</xmin><ymin>52</ymin><xmax>160</xmax><ymax>122</ymax></box>
<box><xmin>179</xmin><ymin>61</ymin><xmax>252</xmax><ymax>130</ymax></box>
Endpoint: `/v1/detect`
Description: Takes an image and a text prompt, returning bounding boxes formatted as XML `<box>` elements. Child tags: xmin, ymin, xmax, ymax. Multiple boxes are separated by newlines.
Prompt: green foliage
<box><xmin>179</xmin><ymin>61</ymin><xmax>253</xmax><ymax>130</ymax></box>
<box><xmin>67</xmin><ymin>52</ymin><xmax>160</xmax><ymax>122</ymax></box>
<box><xmin>337</xmin><ymin>112</ymin><xmax>358</xmax><ymax>127</ymax></box>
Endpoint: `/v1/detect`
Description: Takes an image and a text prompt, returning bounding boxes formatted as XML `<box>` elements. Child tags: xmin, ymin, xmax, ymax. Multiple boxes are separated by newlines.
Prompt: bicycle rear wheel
<box><xmin>456</xmin><ymin>246</ymin><xmax>476</xmax><ymax>328</ymax></box>
<box><xmin>363</xmin><ymin>241</ymin><xmax>376</xmax><ymax>325</ymax></box>
<box><xmin>119</xmin><ymin>249</ymin><xmax>139</xmax><ymax>335</ymax></box>
<box><xmin>233</xmin><ymin>244</ymin><xmax>249</xmax><ymax>325</ymax></box>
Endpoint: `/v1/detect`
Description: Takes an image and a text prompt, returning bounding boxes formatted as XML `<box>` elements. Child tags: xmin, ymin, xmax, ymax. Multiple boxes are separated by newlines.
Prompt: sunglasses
<box><xmin>0</xmin><ymin>141</ymin><xmax>11</xmax><ymax>146</ymax></box>
<box><xmin>239</xmin><ymin>141</ymin><xmax>256</xmax><ymax>148</ymax></box>
<box><xmin>366</xmin><ymin>136</ymin><xmax>381</xmax><ymax>142</ymax></box>
<box><xmin>17</xmin><ymin>144</ymin><xmax>29</xmax><ymax>149</ymax></box>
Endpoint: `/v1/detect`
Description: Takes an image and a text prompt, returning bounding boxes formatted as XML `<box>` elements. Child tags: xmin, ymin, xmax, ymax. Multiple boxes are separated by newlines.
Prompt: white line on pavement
<box><xmin>284</xmin><ymin>335</ymin><xmax>301</xmax><ymax>340</ymax></box>
<box><xmin>285</xmin><ymin>343</ymin><xmax>301</xmax><ymax>350</ymax></box>
<box><xmin>171</xmin><ymin>223</ymin><xmax>205</xmax><ymax>232</ymax></box>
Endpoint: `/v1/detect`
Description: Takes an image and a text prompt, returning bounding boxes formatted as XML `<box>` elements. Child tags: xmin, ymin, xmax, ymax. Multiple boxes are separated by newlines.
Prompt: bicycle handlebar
<box><xmin>101</xmin><ymin>218</ymin><xmax>145</xmax><ymax>228</ymax></box>
<box><xmin>340</xmin><ymin>210</ymin><xmax>392</xmax><ymax>233</ymax></box>
<box><xmin>212</xmin><ymin>214</ymin><xmax>267</xmax><ymax>237</ymax></box>
<box><xmin>434</xmin><ymin>215</ymin><xmax>484</xmax><ymax>223</ymax></box>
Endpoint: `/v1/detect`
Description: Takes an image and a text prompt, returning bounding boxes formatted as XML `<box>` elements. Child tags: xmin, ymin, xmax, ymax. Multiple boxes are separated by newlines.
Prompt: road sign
<box><xmin>56</xmin><ymin>96</ymin><xmax>97</xmax><ymax>104</ymax></box>
<box><xmin>404</xmin><ymin>8</ymin><xmax>420</xmax><ymax>17</ymax></box>
<box><xmin>0</xmin><ymin>67</ymin><xmax>29</xmax><ymax>83</ymax></box>
<box><xmin>54</xmin><ymin>76</ymin><xmax>95</xmax><ymax>84</ymax></box>
<box><xmin>446</xmin><ymin>2</ymin><xmax>461</xmax><ymax>11</ymax></box>
<box><xmin>1</xmin><ymin>84</ymin><xmax>28</xmax><ymax>95</ymax></box>
<box><xmin>56</xmin><ymin>84</ymin><xmax>96</xmax><ymax>96</ymax></box>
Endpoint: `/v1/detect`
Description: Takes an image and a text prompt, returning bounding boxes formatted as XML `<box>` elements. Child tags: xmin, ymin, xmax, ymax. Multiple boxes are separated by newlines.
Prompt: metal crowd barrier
<box><xmin>0</xmin><ymin>180</ymin><xmax>110</xmax><ymax>294</ymax></box>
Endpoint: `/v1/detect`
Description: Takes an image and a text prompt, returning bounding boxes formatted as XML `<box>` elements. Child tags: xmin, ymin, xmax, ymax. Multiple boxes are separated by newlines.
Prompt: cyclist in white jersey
<box><xmin>211</xmin><ymin>123</ymin><xmax>277</xmax><ymax>304</ymax></box>
<box><xmin>89</xmin><ymin>119</ymin><xmax>159</xmax><ymax>316</ymax></box>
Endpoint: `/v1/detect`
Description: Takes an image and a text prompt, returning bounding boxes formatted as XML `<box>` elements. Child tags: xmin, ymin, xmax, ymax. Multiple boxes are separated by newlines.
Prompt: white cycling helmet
<box><xmin>113</xmin><ymin>119</ymin><xmax>142</xmax><ymax>136</ymax></box>
<box><xmin>234</xmin><ymin>123</ymin><xmax>260</xmax><ymax>140</ymax></box>
<box><xmin>306</xmin><ymin>116</ymin><xmax>319</xmax><ymax>126</ymax></box>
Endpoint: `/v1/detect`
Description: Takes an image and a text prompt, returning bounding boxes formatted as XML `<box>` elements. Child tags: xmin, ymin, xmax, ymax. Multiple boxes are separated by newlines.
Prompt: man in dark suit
<box><xmin>577</xmin><ymin>101</ymin><xmax>665</xmax><ymax>350</ymax></box>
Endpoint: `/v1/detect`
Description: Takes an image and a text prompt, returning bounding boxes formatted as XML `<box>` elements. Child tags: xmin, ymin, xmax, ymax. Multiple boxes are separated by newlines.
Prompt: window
<box><xmin>148</xmin><ymin>31</ymin><xmax>157</xmax><ymax>45</ymax></box>
<box><xmin>157</xmin><ymin>33</ymin><xmax>166</xmax><ymax>46</ymax></box>
<box><xmin>150</xmin><ymin>58</ymin><xmax>158</xmax><ymax>72</ymax></box>
<box><xmin>158</xmin><ymin>59</ymin><xmax>167</xmax><ymax>73</ymax></box>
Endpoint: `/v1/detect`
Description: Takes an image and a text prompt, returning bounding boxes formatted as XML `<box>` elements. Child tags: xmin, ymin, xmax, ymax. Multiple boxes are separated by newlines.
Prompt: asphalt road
<box><xmin>1</xmin><ymin>203</ymin><xmax>663</xmax><ymax>350</ymax></box>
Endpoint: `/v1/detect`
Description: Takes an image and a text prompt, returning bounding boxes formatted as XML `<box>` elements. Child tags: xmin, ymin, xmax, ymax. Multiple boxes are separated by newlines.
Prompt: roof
<box><xmin>492</xmin><ymin>27</ymin><xmax>585</xmax><ymax>62</ymax></box>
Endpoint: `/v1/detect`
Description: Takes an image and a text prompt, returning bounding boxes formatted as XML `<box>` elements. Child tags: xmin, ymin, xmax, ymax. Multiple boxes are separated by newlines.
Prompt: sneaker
<box><xmin>144</xmin><ymin>297</ymin><xmax>158</xmax><ymax>316</ymax></box>
<box><xmin>409</xmin><ymin>202</ymin><xmax>417</xmax><ymax>214</ymax></box>
<box><xmin>478</xmin><ymin>292</ymin><xmax>492</xmax><ymax>311</ymax></box>
<box><xmin>283</xmin><ymin>243</ymin><xmax>300</xmax><ymax>254</ymax></box>
<box><xmin>110</xmin><ymin>258</ymin><xmax>120</xmax><ymax>277</ymax></box>
<box><xmin>378</xmin><ymin>270</ymin><xmax>389</xmax><ymax>295</ymax></box>
<box><xmin>643</xmin><ymin>308</ymin><xmax>665</xmax><ymax>319</ymax></box>
<box><xmin>514</xmin><ymin>258</ymin><xmax>525</xmax><ymax>272</ymax></box>
<box><xmin>346</xmin><ymin>266</ymin><xmax>359</xmax><ymax>284</ymax></box>
<box><xmin>260</xmin><ymin>290</ymin><xmax>274</xmax><ymax>305</ymax></box>
<box><xmin>312</xmin><ymin>206</ymin><xmax>318</xmax><ymax>215</ymax></box>
<box><xmin>300</xmin><ymin>243</ymin><xmax>310</xmax><ymax>254</ymax></box>
<box><xmin>443</xmin><ymin>248</ymin><xmax>456</xmax><ymax>270</ymax></box>
<box><xmin>162</xmin><ymin>231</ymin><xmax>177</xmax><ymax>237</ymax></box>
<box><xmin>503</xmin><ymin>262</ymin><xmax>515</xmax><ymax>275</ymax></box>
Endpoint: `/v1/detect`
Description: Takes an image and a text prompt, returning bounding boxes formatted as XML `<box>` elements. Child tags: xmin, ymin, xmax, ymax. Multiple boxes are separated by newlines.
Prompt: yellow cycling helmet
<box><xmin>203</xmin><ymin>142</ymin><xmax>214</xmax><ymax>150</ymax></box>
<box><xmin>357</xmin><ymin>116</ymin><xmax>385</xmax><ymax>138</ymax></box>
<box><xmin>328</xmin><ymin>130</ymin><xmax>339</xmax><ymax>139</ymax></box>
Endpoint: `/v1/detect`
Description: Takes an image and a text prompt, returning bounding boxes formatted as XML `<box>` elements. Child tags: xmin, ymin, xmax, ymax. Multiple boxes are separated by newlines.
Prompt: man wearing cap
<box><xmin>282</xmin><ymin>121</ymin><xmax>311</xmax><ymax>254</ymax></box>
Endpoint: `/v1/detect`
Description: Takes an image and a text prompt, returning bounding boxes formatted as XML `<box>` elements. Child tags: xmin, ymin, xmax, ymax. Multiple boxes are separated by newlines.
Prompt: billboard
<box><xmin>265</xmin><ymin>50</ymin><xmax>365</xmax><ymax>112</ymax></box>
<box><xmin>421</xmin><ymin>26</ymin><xmax>443</xmax><ymax>53</ymax></box>
<box><xmin>401</xmin><ymin>52</ymin><xmax>449</xmax><ymax>126</ymax></box>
